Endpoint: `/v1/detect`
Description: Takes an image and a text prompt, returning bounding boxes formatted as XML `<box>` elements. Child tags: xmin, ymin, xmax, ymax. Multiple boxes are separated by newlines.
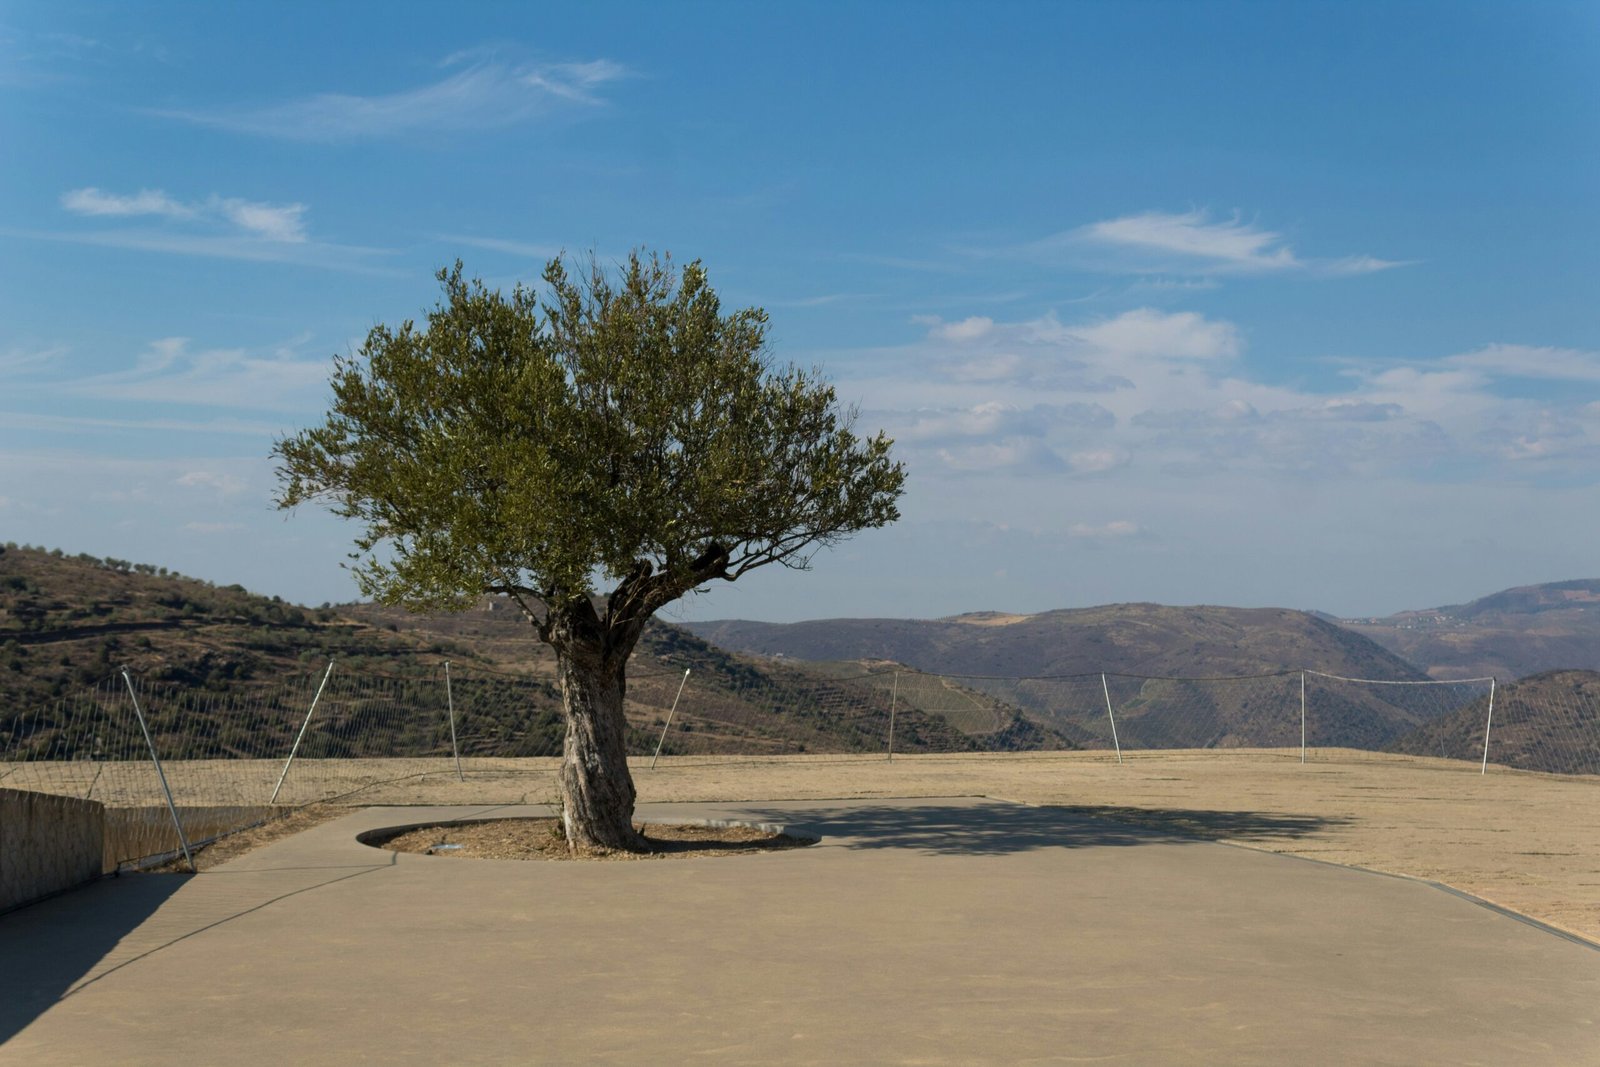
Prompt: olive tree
<box><xmin>273</xmin><ymin>252</ymin><xmax>905</xmax><ymax>851</ymax></box>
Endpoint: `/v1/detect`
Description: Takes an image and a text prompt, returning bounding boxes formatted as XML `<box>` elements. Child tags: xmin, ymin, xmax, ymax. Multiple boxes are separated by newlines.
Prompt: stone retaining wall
<box><xmin>1</xmin><ymin>788</ymin><xmax>105</xmax><ymax>912</ymax></box>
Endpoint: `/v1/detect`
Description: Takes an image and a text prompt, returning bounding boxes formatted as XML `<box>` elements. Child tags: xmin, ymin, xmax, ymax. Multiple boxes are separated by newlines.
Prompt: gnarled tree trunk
<box><xmin>551</xmin><ymin>615</ymin><xmax>645</xmax><ymax>852</ymax></box>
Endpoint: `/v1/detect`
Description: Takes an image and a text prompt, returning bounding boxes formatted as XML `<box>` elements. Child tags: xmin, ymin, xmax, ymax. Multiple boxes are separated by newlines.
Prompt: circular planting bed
<box><xmin>359</xmin><ymin>817</ymin><xmax>815</xmax><ymax>861</ymax></box>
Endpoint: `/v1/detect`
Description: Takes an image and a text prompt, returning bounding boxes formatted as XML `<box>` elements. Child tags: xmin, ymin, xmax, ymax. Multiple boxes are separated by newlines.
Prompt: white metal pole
<box><xmin>887</xmin><ymin>672</ymin><xmax>899</xmax><ymax>761</ymax></box>
<box><xmin>1101</xmin><ymin>673</ymin><xmax>1123</xmax><ymax>764</ymax></box>
<box><xmin>121</xmin><ymin>669</ymin><xmax>195</xmax><ymax>872</ymax></box>
<box><xmin>1480</xmin><ymin>677</ymin><xmax>1497</xmax><ymax>775</ymax></box>
<box><xmin>1300</xmin><ymin>670</ymin><xmax>1307</xmax><ymax>765</ymax></box>
<box><xmin>271</xmin><ymin>660</ymin><xmax>335</xmax><ymax>805</ymax></box>
<box><xmin>445</xmin><ymin>661</ymin><xmax>464</xmax><ymax>782</ymax></box>
<box><xmin>650</xmin><ymin>669</ymin><xmax>691</xmax><ymax>770</ymax></box>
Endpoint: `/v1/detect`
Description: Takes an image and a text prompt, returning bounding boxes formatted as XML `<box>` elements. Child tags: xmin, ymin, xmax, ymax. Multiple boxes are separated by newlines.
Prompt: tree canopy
<box><xmin>275</xmin><ymin>252</ymin><xmax>905</xmax><ymax>637</ymax></box>
<box><xmin>274</xmin><ymin>251</ymin><xmax>905</xmax><ymax>850</ymax></box>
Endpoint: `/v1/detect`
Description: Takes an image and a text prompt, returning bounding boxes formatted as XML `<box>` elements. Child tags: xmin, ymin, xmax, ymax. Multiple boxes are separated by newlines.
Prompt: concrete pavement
<box><xmin>2</xmin><ymin>798</ymin><xmax>1596</xmax><ymax>1065</ymax></box>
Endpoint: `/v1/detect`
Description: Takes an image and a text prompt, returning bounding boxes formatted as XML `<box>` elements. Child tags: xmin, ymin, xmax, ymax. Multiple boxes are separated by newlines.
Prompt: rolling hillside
<box><xmin>1341</xmin><ymin>579</ymin><xmax>1600</xmax><ymax>680</ymax></box>
<box><xmin>0</xmin><ymin>544</ymin><xmax>1066</xmax><ymax>761</ymax></box>
<box><xmin>683</xmin><ymin>603</ymin><xmax>1427</xmax><ymax>680</ymax></box>
<box><xmin>1389</xmin><ymin>669</ymin><xmax>1600</xmax><ymax>775</ymax></box>
<box><xmin>683</xmin><ymin>604</ymin><xmax>1452</xmax><ymax>749</ymax></box>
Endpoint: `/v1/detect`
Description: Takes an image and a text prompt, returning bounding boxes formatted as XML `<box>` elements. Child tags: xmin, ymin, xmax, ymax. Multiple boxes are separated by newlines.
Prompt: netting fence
<box><xmin>4</xmin><ymin>657</ymin><xmax>1597</xmax><ymax>871</ymax></box>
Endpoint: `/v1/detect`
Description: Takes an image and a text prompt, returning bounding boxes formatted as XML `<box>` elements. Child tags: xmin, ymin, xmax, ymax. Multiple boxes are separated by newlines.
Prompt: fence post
<box><xmin>1100</xmin><ymin>673</ymin><xmax>1123</xmax><ymax>764</ymax></box>
<box><xmin>271</xmin><ymin>659</ymin><xmax>335</xmax><ymax>805</ymax></box>
<box><xmin>650</xmin><ymin>669</ymin><xmax>691</xmax><ymax>770</ymax></box>
<box><xmin>887</xmin><ymin>672</ymin><xmax>899</xmax><ymax>761</ymax></box>
<box><xmin>120</xmin><ymin>669</ymin><xmax>194</xmax><ymax>872</ymax></box>
<box><xmin>1480</xmin><ymin>677</ymin><xmax>1497</xmax><ymax>775</ymax></box>
<box><xmin>1300</xmin><ymin>670</ymin><xmax>1307</xmax><ymax>765</ymax></box>
<box><xmin>445</xmin><ymin>661</ymin><xmax>464</xmax><ymax>782</ymax></box>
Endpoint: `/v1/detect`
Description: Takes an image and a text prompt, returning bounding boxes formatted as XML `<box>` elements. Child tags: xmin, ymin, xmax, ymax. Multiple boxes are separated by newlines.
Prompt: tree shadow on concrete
<box><xmin>0</xmin><ymin>873</ymin><xmax>187</xmax><ymax>1045</ymax></box>
<box><xmin>759</xmin><ymin>801</ymin><xmax>1347</xmax><ymax>856</ymax></box>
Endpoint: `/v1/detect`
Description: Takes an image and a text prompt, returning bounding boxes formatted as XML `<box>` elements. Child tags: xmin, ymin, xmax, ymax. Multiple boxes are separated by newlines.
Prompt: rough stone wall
<box><xmin>1</xmin><ymin>788</ymin><xmax>106</xmax><ymax>912</ymax></box>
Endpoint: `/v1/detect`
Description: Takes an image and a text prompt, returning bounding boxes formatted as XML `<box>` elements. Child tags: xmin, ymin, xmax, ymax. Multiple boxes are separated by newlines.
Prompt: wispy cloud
<box><xmin>0</xmin><ymin>344</ymin><xmax>68</xmax><ymax>376</ymax></box>
<box><xmin>27</xmin><ymin>186</ymin><xmax>394</xmax><ymax>270</ymax></box>
<box><xmin>62</xmin><ymin>187</ymin><xmax>307</xmax><ymax>242</ymax></box>
<box><xmin>442</xmin><ymin>234</ymin><xmax>564</xmax><ymax>259</ymax></box>
<box><xmin>150</xmin><ymin>53</ymin><xmax>631</xmax><ymax>141</ymax></box>
<box><xmin>1084</xmin><ymin>210</ymin><xmax>1299</xmax><ymax>272</ymax></box>
<box><xmin>57</xmin><ymin>336</ymin><xmax>333</xmax><ymax>412</ymax></box>
<box><xmin>61</xmin><ymin>187</ymin><xmax>195</xmax><ymax>221</ymax></box>
<box><xmin>1442</xmin><ymin>343</ymin><xmax>1600</xmax><ymax>384</ymax></box>
<box><xmin>8</xmin><ymin>226</ymin><xmax>399</xmax><ymax>273</ymax></box>
<box><xmin>1015</xmin><ymin>210</ymin><xmax>1411</xmax><ymax>279</ymax></box>
<box><xmin>0</xmin><ymin>411</ymin><xmax>285</xmax><ymax>437</ymax></box>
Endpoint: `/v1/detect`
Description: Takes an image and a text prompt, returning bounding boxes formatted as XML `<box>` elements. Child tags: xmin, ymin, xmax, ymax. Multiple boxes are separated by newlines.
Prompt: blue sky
<box><xmin>2</xmin><ymin>1</ymin><xmax>1597</xmax><ymax>622</ymax></box>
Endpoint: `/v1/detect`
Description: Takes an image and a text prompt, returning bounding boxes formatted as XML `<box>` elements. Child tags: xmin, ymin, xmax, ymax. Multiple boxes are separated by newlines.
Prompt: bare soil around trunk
<box><xmin>365</xmin><ymin>817</ymin><xmax>810</xmax><ymax>860</ymax></box>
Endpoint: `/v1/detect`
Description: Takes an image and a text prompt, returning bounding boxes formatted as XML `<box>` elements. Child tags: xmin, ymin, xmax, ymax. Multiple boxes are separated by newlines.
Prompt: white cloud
<box><xmin>61</xmin><ymin>187</ymin><xmax>308</xmax><ymax>243</ymax></box>
<box><xmin>1082</xmin><ymin>210</ymin><xmax>1300</xmax><ymax>272</ymax></box>
<box><xmin>941</xmin><ymin>352</ymin><xmax>1030</xmax><ymax>383</ymax></box>
<box><xmin>930</xmin><ymin>316</ymin><xmax>996</xmax><ymax>343</ymax></box>
<box><xmin>151</xmin><ymin>53</ymin><xmax>630</xmax><ymax>141</ymax></box>
<box><xmin>211</xmin><ymin>197</ymin><xmax>306</xmax><ymax>242</ymax></box>
<box><xmin>847</xmin><ymin>300</ymin><xmax>1600</xmax><ymax>490</ymax></box>
<box><xmin>1073</xmin><ymin>308</ymin><xmax>1241</xmax><ymax>361</ymax></box>
<box><xmin>60</xmin><ymin>187</ymin><xmax>194</xmax><ymax>220</ymax></box>
<box><xmin>934</xmin><ymin>439</ymin><xmax>1065</xmax><ymax>474</ymax></box>
<box><xmin>519</xmin><ymin>59</ymin><xmax>629</xmax><ymax>103</ymax></box>
<box><xmin>1019</xmin><ymin>209</ymin><xmax>1409</xmax><ymax>279</ymax></box>
<box><xmin>891</xmin><ymin>401</ymin><xmax>1114</xmax><ymax>444</ymax></box>
<box><xmin>1443</xmin><ymin>343</ymin><xmax>1600</xmax><ymax>383</ymax></box>
<box><xmin>184</xmin><ymin>521</ymin><xmax>245</xmax><ymax>535</ymax></box>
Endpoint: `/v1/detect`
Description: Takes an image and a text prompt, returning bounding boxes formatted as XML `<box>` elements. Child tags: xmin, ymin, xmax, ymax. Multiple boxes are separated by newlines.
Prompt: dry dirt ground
<box><xmin>17</xmin><ymin>748</ymin><xmax>1599</xmax><ymax>942</ymax></box>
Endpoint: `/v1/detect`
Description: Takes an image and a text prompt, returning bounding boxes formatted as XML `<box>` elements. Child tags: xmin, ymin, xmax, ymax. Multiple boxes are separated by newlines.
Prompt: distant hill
<box><xmin>1341</xmin><ymin>579</ymin><xmax>1600</xmax><ymax>680</ymax></box>
<box><xmin>683</xmin><ymin>604</ymin><xmax>1446</xmax><ymax>750</ymax></box>
<box><xmin>1389</xmin><ymin>669</ymin><xmax>1600</xmax><ymax>775</ymax></box>
<box><xmin>0</xmin><ymin>544</ymin><xmax>1069</xmax><ymax>761</ymax></box>
<box><xmin>683</xmin><ymin>603</ymin><xmax>1427</xmax><ymax>680</ymax></box>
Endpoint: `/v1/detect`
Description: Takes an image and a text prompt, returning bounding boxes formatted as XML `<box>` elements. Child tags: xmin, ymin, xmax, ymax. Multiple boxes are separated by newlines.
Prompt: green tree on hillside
<box><xmin>274</xmin><ymin>252</ymin><xmax>905</xmax><ymax>850</ymax></box>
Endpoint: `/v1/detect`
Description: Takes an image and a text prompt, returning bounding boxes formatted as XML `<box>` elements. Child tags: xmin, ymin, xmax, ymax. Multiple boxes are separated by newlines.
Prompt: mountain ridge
<box><xmin>1339</xmin><ymin>578</ymin><xmax>1600</xmax><ymax>680</ymax></box>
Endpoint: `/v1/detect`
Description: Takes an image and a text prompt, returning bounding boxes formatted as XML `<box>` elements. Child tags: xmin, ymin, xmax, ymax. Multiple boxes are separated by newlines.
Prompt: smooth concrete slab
<box><xmin>1</xmin><ymin>798</ymin><xmax>1595</xmax><ymax>1066</ymax></box>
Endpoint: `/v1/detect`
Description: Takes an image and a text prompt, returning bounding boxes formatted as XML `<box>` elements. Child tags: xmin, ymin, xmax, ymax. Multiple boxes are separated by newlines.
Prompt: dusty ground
<box><xmin>14</xmin><ymin>748</ymin><xmax>1599</xmax><ymax>942</ymax></box>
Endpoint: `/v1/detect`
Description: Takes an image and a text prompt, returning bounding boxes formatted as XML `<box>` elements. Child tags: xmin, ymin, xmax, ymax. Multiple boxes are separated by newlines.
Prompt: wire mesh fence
<box><xmin>4</xmin><ymin>657</ymin><xmax>1596</xmax><ymax>870</ymax></box>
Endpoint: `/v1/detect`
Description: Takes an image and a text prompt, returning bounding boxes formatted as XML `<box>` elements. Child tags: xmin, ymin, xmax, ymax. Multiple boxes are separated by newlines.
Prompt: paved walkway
<box><xmin>1</xmin><ymin>798</ymin><xmax>1596</xmax><ymax>1065</ymax></box>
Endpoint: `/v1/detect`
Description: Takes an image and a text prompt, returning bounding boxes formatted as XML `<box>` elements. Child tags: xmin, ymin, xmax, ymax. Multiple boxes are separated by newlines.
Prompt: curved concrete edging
<box><xmin>1214</xmin><ymin>838</ymin><xmax>1600</xmax><ymax>953</ymax></box>
<box><xmin>354</xmin><ymin>815</ymin><xmax>819</xmax><ymax>852</ymax></box>
<box><xmin>994</xmin><ymin>795</ymin><xmax>1600</xmax><ymax>954</ymax></box>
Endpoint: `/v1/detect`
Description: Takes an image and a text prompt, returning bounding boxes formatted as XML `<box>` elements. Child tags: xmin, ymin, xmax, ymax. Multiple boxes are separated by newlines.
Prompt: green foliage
<box><xmin>274</xmin><ymin>251</ymin><xmax>905</xmax><ymax>621</ymax></box>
